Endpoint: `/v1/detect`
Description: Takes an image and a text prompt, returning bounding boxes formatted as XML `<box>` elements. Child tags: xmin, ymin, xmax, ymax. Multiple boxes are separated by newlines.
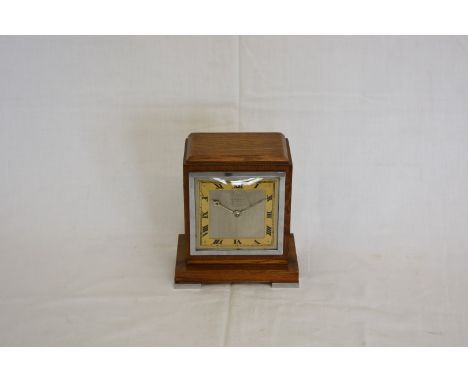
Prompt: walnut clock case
<box><xmin>174</xmin><ymin>132</ymin><xmax>299</xmax><ymax>287</ymax></box>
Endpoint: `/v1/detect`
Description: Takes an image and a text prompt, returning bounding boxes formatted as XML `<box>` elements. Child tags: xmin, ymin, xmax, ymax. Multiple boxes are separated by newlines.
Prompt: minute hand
<box><xmin>240</xmin><ymin>198</ymin><xmax>266</xmax><ymax>213</ymax></box>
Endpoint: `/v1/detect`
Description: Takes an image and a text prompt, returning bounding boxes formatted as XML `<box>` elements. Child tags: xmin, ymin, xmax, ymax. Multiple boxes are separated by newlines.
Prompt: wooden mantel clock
<box><xmin>174</xmin><ymin>132</ymin><xmax>299</xmax><ymax>288</ymax></box>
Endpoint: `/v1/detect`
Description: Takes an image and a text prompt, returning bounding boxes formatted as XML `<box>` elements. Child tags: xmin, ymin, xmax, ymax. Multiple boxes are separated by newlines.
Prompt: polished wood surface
<box><xmin>185</xmin><ymin>132</ymin><xmax>291</xmax><ymax>164</ymax></box>
<box><xmin>175</xmin><ymin>234</ymin><xmax>299</xmax><ymax>284</ymax></box>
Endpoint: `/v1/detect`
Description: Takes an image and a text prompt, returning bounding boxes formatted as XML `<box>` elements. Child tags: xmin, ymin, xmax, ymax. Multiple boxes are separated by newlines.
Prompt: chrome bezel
<box><xmin>189</xmin><ymin>172</ymin><xmax>286</xmax><ymax>256</ymax></box>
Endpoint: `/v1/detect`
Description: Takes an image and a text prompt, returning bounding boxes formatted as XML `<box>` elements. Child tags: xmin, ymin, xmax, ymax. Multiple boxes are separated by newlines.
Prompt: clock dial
<box><xmin>195</xmin><ymin>176</ymin><xmax>279</xmax><ymax>251</ymax></box>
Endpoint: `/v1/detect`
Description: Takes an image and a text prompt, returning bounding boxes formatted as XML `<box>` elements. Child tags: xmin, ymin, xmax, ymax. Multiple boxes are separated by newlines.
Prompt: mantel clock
<box><xmin>174</xmin><ymin>132</ymin><xmax>299</xmax><ymax>287</ymax></box>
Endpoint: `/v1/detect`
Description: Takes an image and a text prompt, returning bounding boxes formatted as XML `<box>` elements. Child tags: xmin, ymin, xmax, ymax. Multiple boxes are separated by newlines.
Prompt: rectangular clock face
<box><xmin>189</xmin><ymin>172</ymin><xmax>285</xmax><ymax>256</ymax></box>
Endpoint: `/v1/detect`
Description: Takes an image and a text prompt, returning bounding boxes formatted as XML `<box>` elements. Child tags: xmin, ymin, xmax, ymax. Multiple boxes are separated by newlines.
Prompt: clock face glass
<box><xmin>190</xmin><ymin>173</ymin><xmax>285</xmax><ymax>255</ymax></box>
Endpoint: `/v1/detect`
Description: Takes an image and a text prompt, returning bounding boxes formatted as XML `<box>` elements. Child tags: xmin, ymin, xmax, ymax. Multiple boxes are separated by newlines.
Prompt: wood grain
<box><xmin>185</xmin><ymin>132</ymin><xmax>291</xmax><ymax>164</ymax></box>
<box><xmin>174</xmin><ymin>234</ymin><xmax>299</xmax><ymax>284</ymax></box>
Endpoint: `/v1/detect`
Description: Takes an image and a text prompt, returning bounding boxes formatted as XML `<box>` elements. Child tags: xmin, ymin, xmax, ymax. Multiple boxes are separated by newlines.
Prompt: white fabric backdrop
<box><xmin>1</xmin><ymin>36</ymin><xmax>468</xmax><ymax>346</ymax></box>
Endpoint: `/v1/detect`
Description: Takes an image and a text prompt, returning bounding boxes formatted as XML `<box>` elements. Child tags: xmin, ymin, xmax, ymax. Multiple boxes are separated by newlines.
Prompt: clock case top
<box><xmin>183</xmin><ymin>132</ymin><xmax>293</xmax><ymax>265</ymax></box>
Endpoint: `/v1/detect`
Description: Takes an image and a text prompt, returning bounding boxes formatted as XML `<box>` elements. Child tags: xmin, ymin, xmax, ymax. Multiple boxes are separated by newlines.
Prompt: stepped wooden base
<box><xmin>174</xmin><ymin>234</ymin><xmax>299</xmax><ymax>285</ymax></box>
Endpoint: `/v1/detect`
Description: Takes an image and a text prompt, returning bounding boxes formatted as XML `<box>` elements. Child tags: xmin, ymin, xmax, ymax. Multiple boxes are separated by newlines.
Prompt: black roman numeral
<box><xmin>202</xmin><ymin>225</ymin><xmax>209</xmax><ymax>237</ymax></box>
<box><xmin>214</xmin><ymin>183</ymin><xmax>223</xmax><ymax>189</ymax></box>
<box><xmin>266</xmin><ymin>226</ymin><xmax>272</xmax><ymax>236</ymax></box>
<box><xmin>202</xmin><ymin>211</ymin><xmax>208</xmax><ymax>219</ymax></box>
<box><xmin>234</xmin><ymin>239</ymin><xmax>242</xmax><ymax>245</ymax></box>
<box><xmin>254</xmin><ymin>240</ymin><xmax>261</xmax><ymax>244</ymax></box>
<box><xmin>213</xmin><ymin>239</ymin><xmax>223</xmax><ymax>245</ymax></box>
<box><xmin>254</xmin><ymin>183</ymin><xmax>260</xmax><ymax>188</ymax></box>
<box><xmin>266</xmin><ymin>211</ymin><xmax>272</xmax><ymax>219</ymax></box>
<box><xmin>267</xmin><ymin>195</ymin><xmax>273</xmax><ymax>201</ymax></box>
<box><xmin>234</xmin><ymin>184</ymin><xmax>243</xmax><ymax>189</ymax></box>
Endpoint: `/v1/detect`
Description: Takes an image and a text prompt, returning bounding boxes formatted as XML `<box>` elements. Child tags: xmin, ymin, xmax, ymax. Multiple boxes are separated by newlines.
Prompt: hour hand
<box><xmin>212</xmin><ymin>199</ymin><xmax>235</xmax><ymax>214</ymax></box>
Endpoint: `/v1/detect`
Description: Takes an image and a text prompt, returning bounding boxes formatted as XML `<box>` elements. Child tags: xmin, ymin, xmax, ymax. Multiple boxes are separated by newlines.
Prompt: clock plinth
<box><xmin>175</xmin><ymin>233</ymin><xmax>299</xmax><ymax>285</ymax></box>
<box><xmin>174</xmin><ymin>132</ymin><xmax>300</xmax><ymax>286</ymax></box>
